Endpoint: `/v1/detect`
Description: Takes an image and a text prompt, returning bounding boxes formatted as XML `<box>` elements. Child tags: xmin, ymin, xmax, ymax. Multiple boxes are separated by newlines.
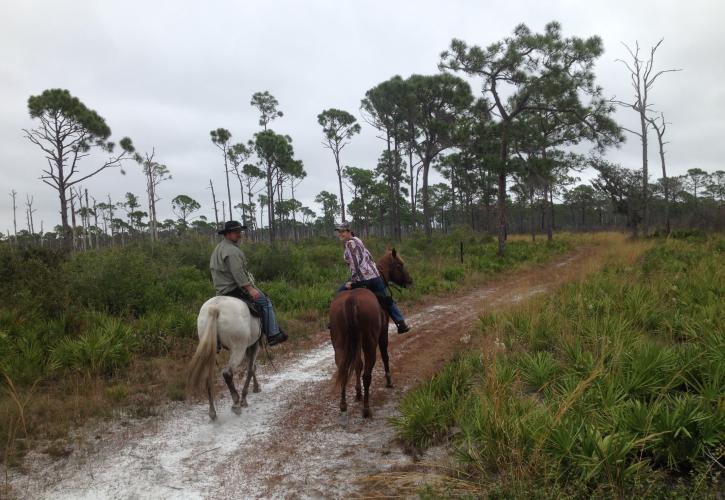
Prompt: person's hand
<box><xmin>247</xmin><ymin>287</ymin><xmax>261</xmax><ymax>300</ymax></box>
<box><xmin>345</xmin><ymin>282</ymin><xmax>353</xmax><ymax>290</ymax></box>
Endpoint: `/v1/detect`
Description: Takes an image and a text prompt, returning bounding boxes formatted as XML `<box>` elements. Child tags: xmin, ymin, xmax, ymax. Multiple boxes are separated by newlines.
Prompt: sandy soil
<box><xmin>6</xmin><ymin>247</ymin><xmax>602</xmax><ymax>499</ymax></box>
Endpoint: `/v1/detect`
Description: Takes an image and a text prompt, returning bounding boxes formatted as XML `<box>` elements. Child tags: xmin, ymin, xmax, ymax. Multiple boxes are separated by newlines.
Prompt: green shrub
<box><xmin>442</xmin><ymin>265</ymin><xmax>465</xmax><ymax>282</ymax></box>
<box><xmin>396</xmin><ymin>235</ymin><xmax>725</xmax><ymax>495</ymax></box>
<box><xmin>392</xmin><ymin>354</ymin><xmax>482</xmax><ymax>449</ymax></box>
<box><xmin>518</xmin><ymin>351</ymin><xmax>560</xmax><ymax>392</ymax></box>
<box><xmin>50</xmin><ymin>316</ymin><xmax>135</xmax><ymax>376</ymax></box>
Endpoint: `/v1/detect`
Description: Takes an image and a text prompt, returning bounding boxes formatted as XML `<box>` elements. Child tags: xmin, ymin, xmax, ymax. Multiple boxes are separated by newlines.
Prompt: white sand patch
<box><xmin>9</xmin><ymin>344</ymin><xmax>336</xmax><ymax>500</ymax></box>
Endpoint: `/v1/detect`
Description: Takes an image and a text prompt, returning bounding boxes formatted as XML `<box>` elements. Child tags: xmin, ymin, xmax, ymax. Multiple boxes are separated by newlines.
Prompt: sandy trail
<box><xmin>8</xmin><ymin>247</ymin><xmax>600</xmax><ymax>499</ymax></box>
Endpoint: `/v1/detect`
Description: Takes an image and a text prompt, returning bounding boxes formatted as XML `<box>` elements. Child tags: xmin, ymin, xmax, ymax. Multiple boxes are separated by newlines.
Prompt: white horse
<box><xmin>187</xmin><ymin>296</ymin><xmax>263</xmax><ymax>420</ymax></box>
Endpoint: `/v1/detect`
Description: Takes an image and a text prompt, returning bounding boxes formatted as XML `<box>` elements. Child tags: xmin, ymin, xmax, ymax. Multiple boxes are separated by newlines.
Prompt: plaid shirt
<box><xmin>344</xmin><ymin>237</ymin><xmax>380</xmax><ymax>282</ymax></box>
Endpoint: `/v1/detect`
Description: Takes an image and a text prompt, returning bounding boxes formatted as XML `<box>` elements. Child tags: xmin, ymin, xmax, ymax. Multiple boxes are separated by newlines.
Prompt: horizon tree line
<box><xmin>11</xmin><ymin>21</ymin><xmax>722</xmax><ymax>253</ymax></box>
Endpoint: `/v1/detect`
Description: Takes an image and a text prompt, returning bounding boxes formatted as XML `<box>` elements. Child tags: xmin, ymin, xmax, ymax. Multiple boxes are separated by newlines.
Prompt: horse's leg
<box><xmin>339</xmin><ymin>383</ymin><xmax>349</xmax><ymax>427</ymax></box>
<box><xmin>207</xmin><ymin>380</ymin><xmax>217</xmax><ymax>421</ymax></box>
<box><xmin>251</xmin><ymin>346</ymin><xmax>261</xmax><ymax>394</ymax></box>
<box><xmin>241</xmin><ymin>342</ymin><xmax>260</xmax><ymax>405</ymax></box>
<box><xmin>354</xmin><ymin>354</ymin><xmax>363</xmax><ymax>401</ymax></box>
<box><xmin>378</xmin><ymin>326</ymin><xmax>393</xmax><ymax>388</ymax></box>
<box><xmin>362</xmin><ymin>339</ymin><xmax>377</xmax><ymax>418</ymax></box>
<box><xmin>225</xmin><ymin>348</ymin><xmax>245</xmax><ymax>415</ymax></box>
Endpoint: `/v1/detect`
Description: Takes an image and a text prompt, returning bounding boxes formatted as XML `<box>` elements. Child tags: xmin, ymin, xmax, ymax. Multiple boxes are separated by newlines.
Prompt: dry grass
<box><xmin>0</xmin><ymin>342</ymin><xmax>194</xmax><ymax>470</ymax></box>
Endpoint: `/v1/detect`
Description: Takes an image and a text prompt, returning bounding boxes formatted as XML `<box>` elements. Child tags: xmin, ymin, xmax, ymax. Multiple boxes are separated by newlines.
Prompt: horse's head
<box><xmin>378</xmin><ymin>248</ymin><xmax>413</xmax><ymax>288</ymax></box>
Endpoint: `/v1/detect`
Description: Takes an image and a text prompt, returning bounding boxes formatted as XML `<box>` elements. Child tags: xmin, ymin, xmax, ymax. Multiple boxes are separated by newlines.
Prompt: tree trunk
<box><xmin>59</xmin><ymin>191</ymin><xmax>72</xmax><ymax>251</ymax></box>
<box><xmin>393</xmin><ymin>139</ymin><xmax>401</xmax><ymax>241</ymax></box>
<box><xmin>550</xmin><ymin>188</ymin><xmax>555</xmax><ymax>232</ymax></box>
<box><xmin>84</xmin><ymin>189</ymin><xmax>91</xmax><ymax>249</ymax></box>
<box><xmin>650</xmin><ymin>124</ymin><xmax>670</xmax><ymax>235</ymax></box>
<box><xmin>408</xmin><ymin>127</ymin><xmax>416</xmax><ymax>230</ymax></box>
<box><xmin>224</xmin><ymin>152</ymin><xmax>233</xmax><ymax>221</ymax></box>
<box><xmin>530</xmin><ymin>188</ymin><xmax>536</xmax><ymax>242</ymax></box>
<box><xmin>10</xmin><ymin>190</ymin><xmax>18</xmax><ymax>243</ymax></box>
<box><xmin>639</xmin><ymin>110</ymin><xmax>649</xmax><ymax>234</ymax></box>
<box><xmin>422</xmin><ymin>157</ymin><xmax>432</xmax><ymax>241</ymax></box>
<box><xmin>209</xmin><ymin>179</ymin><xmax>219</xmax><ymax>229</ymax></box>
<box><xmin>70</xmin><ymin>191</ymin><xmax>78</xmax><ymax>252</ymax></box>
<box><xmin>93</xmin><ymin>199</ymin><xmax>99</xmax><ymax>249</ymax></box>
<box><xmin>544</xmin><ymin>184</ymin><xmax>553</xmax><ymax>242</ymax></box>
<box><xmin>334</xmin><ymin>150</ymin><xmax>346</xmax><ymax>223</ymax></box>
<box><xmin>497</xmin><ymin>171</ymin><xmax>507</xmax><ymax>256</ymax></box>
<box><xmin>267</xmin><ymin>166</ymin><xmax>276</xmax><ymax>242</ymax></box>
<box><xmin>656</xmin><ymin>137</ymin><xmax>670</xmax><ymax>235</ymax></box>
<box><xmin>107</xmin><ymin>194</ymin><xmax>115</xmax><ymax>247</ymax></box>
<box><xmin>291</xmin><ymin>183</ymin><xmax>298</xmax><ymax>242</ymax></box>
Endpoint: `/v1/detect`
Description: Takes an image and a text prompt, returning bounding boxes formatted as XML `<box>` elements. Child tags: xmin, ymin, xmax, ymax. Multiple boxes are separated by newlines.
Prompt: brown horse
<box><xmin>329</xmin><ymin>248</ymin><xmax>412</xmax><ymax>425</ymax></box>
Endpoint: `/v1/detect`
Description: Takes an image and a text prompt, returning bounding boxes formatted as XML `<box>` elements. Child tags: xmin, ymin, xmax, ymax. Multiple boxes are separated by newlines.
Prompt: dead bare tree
<box><xmin>9</xmin><ymin>190</ymin><xmax>18</xmax><ymax>243</ymax></box>
<box><xmin>613</xmin><ymin>39</ymin><xmax>680</xmax><ymax>234</ymax></box>
<box><xmin>646</xmin><ymin>113</ymin><xmax>672</xmax><ymax>234</ymax></box>
<box><xmin>138</xmin><ymin>149</ymin><xmax>171</xmax><ymax>242</ymax></box>
<box><xmin>25</xmin><ymin>195</ymin><xmax>36</xmax><ymax>235</ymax></box>
<box><xmin>91</xmin><ymin>196</ymin><xmax>100</xmax><ymax>249</ymax></box>
<box><xmin>208</xmin><ymin>179</ymin><xmax>219</xmax><ymax>229</ymax></box>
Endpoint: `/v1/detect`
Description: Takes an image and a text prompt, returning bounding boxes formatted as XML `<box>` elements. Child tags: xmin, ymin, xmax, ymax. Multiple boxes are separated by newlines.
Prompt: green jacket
<box><xmin>210</xmin><ymin>238</ymin><xmax>253</xmax><ymax>295</ymax></box>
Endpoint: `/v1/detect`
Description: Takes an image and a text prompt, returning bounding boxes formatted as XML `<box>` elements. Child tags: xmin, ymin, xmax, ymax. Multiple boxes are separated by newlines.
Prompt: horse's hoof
<box><xmin>386</xmin><ymin>382</ymin><xmax>394</xmax><ymax>389</ymax></box>
<box><xmin>355</xmin><ymin>393</ymin><xmax>362</xmax><ymax>401</ymax></box>
<box><xmin>386</xmin><ymin>375</ymin><xmax>394</xmax><ymax>388</ymax></box>
<box><xmin>362</xmin><ymin>408</ymin><xmax>372</xmax><ymax>419</ymax></box>
<box><xmin>209</xmin><ymin>411</ymin><xmax>217</xmax><ymax>421</ymax></box>
<box><xmin>253</xmin><ymin>386</ymin><xmax>261</xmax><ymax>394</ymax></box>
<box><xmin>231</xmin><ymin>405</ymin><xmax>242</xmax><ymax>415</ymax></box>
<box><xmin>338</xmin><ymin>411</ymin><xmax>349</xmax><ymax>428</ymax></box>
<box><xmin>240</xmin><ymin>399</ymin><xmax>248</xmax><ymax>408</ymax></box>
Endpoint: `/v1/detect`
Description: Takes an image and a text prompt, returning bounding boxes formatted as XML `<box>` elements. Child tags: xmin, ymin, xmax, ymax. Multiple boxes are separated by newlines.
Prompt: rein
<box><xmin>259</xmin><ymin>330</ymin><xmax>279</xmax><ymax>373</ymax></box>
<box><xmin>386</xmin><ymin>282</ymin><xmax>404</xmax><ymax>298</ymax></box>
<box><xmin>379</xmin><ymin>267</ymin><xmax>404</xmax><ymax>299</ymax></box>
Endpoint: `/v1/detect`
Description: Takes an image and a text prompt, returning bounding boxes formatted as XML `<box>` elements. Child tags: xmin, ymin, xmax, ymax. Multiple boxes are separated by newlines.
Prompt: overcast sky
<box><xmin>1</xmin><ymin>0</ymin><xmax>723</xmax><ymax>234</ymax></box>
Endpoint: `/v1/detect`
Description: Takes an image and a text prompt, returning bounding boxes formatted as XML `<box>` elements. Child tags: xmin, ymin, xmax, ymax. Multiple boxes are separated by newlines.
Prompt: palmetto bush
<box><xmin>395</xmin><ymin>235</ymin><xmax>724</xmax><ymax>496</ymax></box>
<box><xmin>518</xmin><ymin>351</ymin><xmax>560</xmax><ymax>392</ymax></box>
<box><xmin>50</xmin><ymin>316</ymin><xmax>135</xmax><ymax>377</ymax></box>
<box><xmin>392</xmin><ymin>354</ymin><xmax>483</xmax><ymax>449</ymax></box>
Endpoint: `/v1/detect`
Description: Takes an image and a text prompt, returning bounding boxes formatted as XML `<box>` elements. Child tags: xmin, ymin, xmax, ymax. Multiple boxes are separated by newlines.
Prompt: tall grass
<box><xmin>393</xmin><ymin>235</ymin><xmax>724</xmax><ymax>497</ymax></box>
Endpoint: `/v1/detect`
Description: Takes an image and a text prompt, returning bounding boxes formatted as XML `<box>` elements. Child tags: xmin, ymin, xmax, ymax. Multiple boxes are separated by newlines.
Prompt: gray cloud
<box><xmin>2</xmin><ymin>0</ymin><xmax>723</xmax><ymax>234</ymax></box>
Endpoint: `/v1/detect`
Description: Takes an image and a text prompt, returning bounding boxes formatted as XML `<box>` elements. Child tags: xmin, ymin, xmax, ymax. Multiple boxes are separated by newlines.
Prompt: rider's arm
<box><xmin>346</xmin><ymin>239</ymin><xmax>363</xmax><ymax>282</ymax></box>
<box><xmin>226</xmin><ymin>250</ymin><xmax>253</xmax><ymax>290</ymax></box>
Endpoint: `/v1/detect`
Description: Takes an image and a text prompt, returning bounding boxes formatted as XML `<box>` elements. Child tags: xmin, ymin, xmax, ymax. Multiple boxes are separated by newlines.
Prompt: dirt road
<box><xmin>8</xmin><ymin>247</ymin><xmax>602</xmax><ymax>499</ymax></box>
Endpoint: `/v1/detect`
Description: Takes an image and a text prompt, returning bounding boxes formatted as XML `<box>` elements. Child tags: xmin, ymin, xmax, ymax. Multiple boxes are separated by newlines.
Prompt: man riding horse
<box><xmin>210</xmin><ymin>220</ymin><xmax>288</xmax><ymax>346</ymax></box>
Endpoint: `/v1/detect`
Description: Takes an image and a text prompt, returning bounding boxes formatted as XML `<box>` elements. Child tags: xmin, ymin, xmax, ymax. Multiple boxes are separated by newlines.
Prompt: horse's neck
<box><xmin>376</xmin><ymin>261</ymin><xmax>390</xmax><ymax>284</ymax></box>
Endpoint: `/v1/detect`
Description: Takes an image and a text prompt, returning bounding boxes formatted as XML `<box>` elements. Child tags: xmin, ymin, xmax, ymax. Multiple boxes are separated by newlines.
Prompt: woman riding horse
<box><xmin>329</xmin><ymin>226</ymin><xmax>413</xmax><ymax>422</ymax></box>
<box><xmin>334</xmin><ymin>222</ymin><xmax>410</xmax><ymax>334</ymax></box>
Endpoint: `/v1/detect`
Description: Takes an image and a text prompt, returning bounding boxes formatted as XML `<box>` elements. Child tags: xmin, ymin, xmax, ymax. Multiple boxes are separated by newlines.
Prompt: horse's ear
<box><xmin>392</xmin><ymin>248</ymin><xmax>397</xmax><ymax>258</ymax></box>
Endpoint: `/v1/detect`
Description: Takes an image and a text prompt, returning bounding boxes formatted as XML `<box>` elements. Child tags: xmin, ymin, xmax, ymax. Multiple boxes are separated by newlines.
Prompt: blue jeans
<box><xmin>337</xmin><ymin>277</ymin><xmax>405</xmax><ymax>324</ymax></box>
<box><xmin>252</xmin><ymin>287</ymin><xmax>281</xmax><ymax>337</ymax></box>
<box><xmin>224</xmin><ymin>287</ymin><xmax>281</xmax><ymax>338</ymax></box>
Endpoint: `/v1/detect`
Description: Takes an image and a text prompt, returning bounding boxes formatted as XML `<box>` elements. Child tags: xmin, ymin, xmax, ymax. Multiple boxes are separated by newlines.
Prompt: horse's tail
<box><xmin>335</xmin><ymin>296</ymin><xmax>360</xmax><ymax>391</ymax></box>
<box><xmin>187</xmin><ymin>305</ymin><xmax>219</xmax><ymax>398</ymax></box>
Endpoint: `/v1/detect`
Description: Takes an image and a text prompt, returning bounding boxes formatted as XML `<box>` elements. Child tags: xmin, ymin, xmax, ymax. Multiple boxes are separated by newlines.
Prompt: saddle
<box><xmin>218</xmin><ymin>289</ymin><xmax>265</xmax><ymax>351</ymax></box>
<box><xmin>225</xmin><ymin>289</ymin><xmax>262</xmax><ymax>318</ymax></box>
<box><xmin>349</xmin><ymin>285</ymin><xmax>394</xmax><ymax>315</ymax></box>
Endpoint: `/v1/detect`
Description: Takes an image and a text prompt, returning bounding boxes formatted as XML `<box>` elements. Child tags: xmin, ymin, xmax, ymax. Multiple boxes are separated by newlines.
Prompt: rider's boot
<box><xmin>267</xmin><ymin>329</ymin><xmax>288</xmax><ymax>346</ymax></box>
<box><xmin>395</xmin><ymin>320</ymin><xmax>411</xmax><ymax>334</ymax></box>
